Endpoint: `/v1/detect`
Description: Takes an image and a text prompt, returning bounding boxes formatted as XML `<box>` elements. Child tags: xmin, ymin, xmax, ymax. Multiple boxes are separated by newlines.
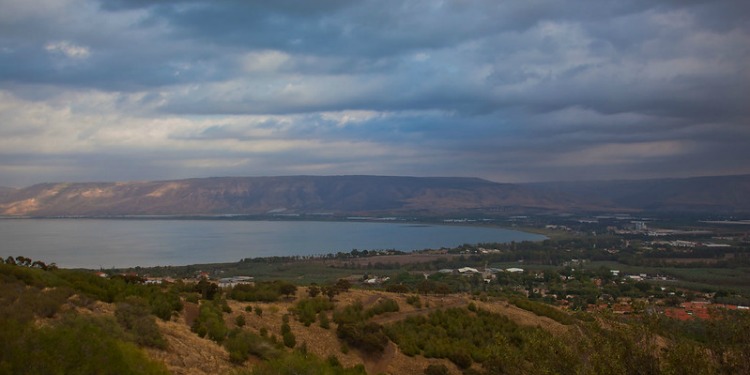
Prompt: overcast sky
<box><xmin>1</xmin><ymin>0</ymin><xmax>749</xmax><ymax>187</ymax></box>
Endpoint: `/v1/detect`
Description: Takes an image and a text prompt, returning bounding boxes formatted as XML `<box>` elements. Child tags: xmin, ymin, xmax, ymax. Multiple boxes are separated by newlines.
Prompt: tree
<box><xmin>308</xmin><ymin>284</ymin><xmax>321</xmax><ymax>298</ymax></box>
<box><xmin>194</xmin><ymin>278</ymin><xmax>219</xmax><ymax>300</ymax></box>
<box><xmin>335</xmin><ymin>279</ymin><xmax>351</xmax><ymax>293</ymax></box>
<box><xmin>323</xmin><ymin>286</ymin><xmax>338</xmax><ymax>302</ymax></box>
<box><xmin>279</xmin><ymin>283</ymin><xmax>298</xmax><ymax>299</ymax></box>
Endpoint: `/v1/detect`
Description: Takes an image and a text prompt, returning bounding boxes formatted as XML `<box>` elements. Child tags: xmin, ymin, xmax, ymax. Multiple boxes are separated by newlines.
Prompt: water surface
<box><xmin>0</xmin><ymin>219</ymin><xmax>544</xmax><ymax>268</ymax></box>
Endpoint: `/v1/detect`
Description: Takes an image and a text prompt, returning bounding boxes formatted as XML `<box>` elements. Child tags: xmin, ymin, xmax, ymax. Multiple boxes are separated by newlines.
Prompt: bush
<box><xmin>386</xmin><ymin>284</ymin><xmax>411</xmax><ymax>293</ymax></box>
<box><xmin>366</xmin><ymin>298</ymin><xmax>399</xmax><ymax>318</ymax></box>
<box><xmin>235</xmin><ymin>315</ymin><xmax>246</xmax><ymax>327</ymax></box>
<box><xmin>281</xmin><ymin>319</ymin><xmax>295</xmax><ymax>348</ymax></box>
<box><xmin>224</xmin><ymin>329</ymin><xmax>280</xmax><ymax>364</ymax></box>
<box><xmin>191</xmin><ymin>300</ymin><xmax>227</xmax><ymax>343</ymax></box>
<box><xmin>115</xmin><ymin>297</ymin><xmax>168</xmax><ymax>349</ymax></box>
<box><xmin>229</xmin><ymin>281</ymin><xmax>298</xmax><ymax>302</ymax></box>
<box><xmin>332</xmin><ymin>300</ymin><xmax>391</xmax><ymax>353</ymax></box>
<box><xmin>508</xmin><ymin>297</ymin><xmax>575</xmax><ymax>325</ymax></box>
<box><xmin>319</xmin><ymin>311</ymin><xmax>330</xmax><ymax>329</ymax></box>
<box><xmin>282</xmin><ymin>330</ymin><xmax>296</xmax><ymax>348</ymax></box>
<box><xmin>448</xmin><ymin>350</ymin><xmax>473</xmax><ymax>369</ymax></box>
<box><xmin>386</xmin><ymin>307</ymin><xmax>521</xmax><ymax>366</ymax></box>
<box><xmin>250</xmin><ymin>351</ymin><xmax>367</xmax><ymax>375</ymax></box>
<box><xmin>424</xmin><ymin>364</ymin><xmax>449</xmax><ymax>375</ymax></box>
<box><xmin>406</xmin><ymin>295</ymin><xmax>421</xmax><ymax>308</ymax></box>
<box><xmin>148</xmin><ymin>291</ymin><xmax>182</xmax><ymax>321</ymax></box>
<box><xmin>0</xmin><ymin>314</ymin><xmax>169</xmax><ymax>375</ymax></box>
<box><xmin>336</xmin><ymin>321</ymin><xmax>389</xmax><ymax>353</ymax></box>
<box><xmin>293</xmin><ymin>297</ymin><xmax>334</xmax><ymax>326</ymax></box>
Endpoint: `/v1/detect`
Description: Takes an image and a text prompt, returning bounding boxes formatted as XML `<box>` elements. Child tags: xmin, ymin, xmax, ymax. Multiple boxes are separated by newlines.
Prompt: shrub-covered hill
<box><xmin>1</xmin><ymin>259</ymin><xmax>749</xmax><ymax>375</ymax></box>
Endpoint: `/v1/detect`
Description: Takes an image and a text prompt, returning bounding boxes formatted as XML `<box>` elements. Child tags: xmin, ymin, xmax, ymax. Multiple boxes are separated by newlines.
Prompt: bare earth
<box><xmin>137</xmin><ymin>288</ymin><xmax>570</xmax><ymax>375</ymax></box>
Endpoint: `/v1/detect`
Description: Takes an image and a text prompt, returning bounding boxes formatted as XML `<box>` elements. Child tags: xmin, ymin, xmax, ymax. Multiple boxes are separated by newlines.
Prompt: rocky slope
<box><xmin>1</xmin><ymin>174</ymin><xmax>749</xmax><ymax>217</ymax></box>
<box><xmin>0</xmin><ymin>176</ymin><xmax>571</xmax><ymax>216</ymax></box>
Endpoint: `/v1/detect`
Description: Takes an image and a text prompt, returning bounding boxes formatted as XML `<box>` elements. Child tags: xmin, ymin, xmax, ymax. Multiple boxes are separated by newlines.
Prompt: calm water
<box><xmin>0</xmin><ymin>219</ymin><xmax>544</xmax><ymax>269</ymax></box>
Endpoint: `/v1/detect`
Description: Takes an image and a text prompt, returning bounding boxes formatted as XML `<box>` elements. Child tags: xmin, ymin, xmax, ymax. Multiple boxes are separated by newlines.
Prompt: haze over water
<box><xmin>0</xmin><ymin>219</ymin><xmax>544</xmax><ymax>269</ymax></box>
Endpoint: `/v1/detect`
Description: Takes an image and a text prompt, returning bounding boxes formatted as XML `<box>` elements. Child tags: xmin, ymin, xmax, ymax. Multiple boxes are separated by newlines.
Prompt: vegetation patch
<box><xmin>228</xmin><ymin>280</ymin><xmax>297</xmax><ymax>302</ymax></box>
<box><xmin>507</xmin><ymin>297</ymin><xmax>576</xmax><ymax>325</ymax></box>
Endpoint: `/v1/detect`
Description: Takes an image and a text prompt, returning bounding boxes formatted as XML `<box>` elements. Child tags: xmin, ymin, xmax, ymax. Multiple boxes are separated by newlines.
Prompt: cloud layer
<box><xmin>1</xmin><ymin>0</ymin><xmax>749</xmax><ymax>187</ymax></box>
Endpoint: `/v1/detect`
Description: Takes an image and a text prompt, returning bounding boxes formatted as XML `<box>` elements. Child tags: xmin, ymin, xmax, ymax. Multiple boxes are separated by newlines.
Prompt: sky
<box><xmin>0</xmin><ymin>0</ymin><xmax>749</xmax><ymax>188</ymax></box>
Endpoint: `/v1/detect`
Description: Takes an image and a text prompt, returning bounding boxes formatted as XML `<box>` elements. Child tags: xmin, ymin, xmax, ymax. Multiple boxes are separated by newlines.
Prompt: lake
<box><xmin>0</xmin><ymin>219</ymin><xmax>545</xmax><ymax>269</ymax></box>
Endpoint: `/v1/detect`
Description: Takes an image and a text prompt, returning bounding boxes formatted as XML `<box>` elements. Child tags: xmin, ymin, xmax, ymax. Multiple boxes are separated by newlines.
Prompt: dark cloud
<box><xmin>0</xmin><ymin>0</ymin><xmax>748</xmax><ymax>187</ymax></box>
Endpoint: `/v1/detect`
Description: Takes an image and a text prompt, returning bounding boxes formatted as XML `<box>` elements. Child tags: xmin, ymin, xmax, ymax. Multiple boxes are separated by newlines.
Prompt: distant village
<box><xmin>93</xmin><ymin>213</ymin><xmax>750</xmax><ymax>323</ymax></box>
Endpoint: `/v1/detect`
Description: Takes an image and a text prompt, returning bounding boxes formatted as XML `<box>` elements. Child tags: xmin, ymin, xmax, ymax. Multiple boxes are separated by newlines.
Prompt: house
<box><xmin>217</xmin><ymin>276</ymin><xmax>254</xmax><ymax>288</ymax></box>
<box><xmin>364</xmin><ymin>276</ymin><xmax>390</xmax><ymax>285</ymax></box>
<box><xmin>458</xmin><ymin>267</ymin><xmax>480</xmax><ymax>274</ymax></box>
<box><xmin>505</xmin><ymin>267</ymin><xmax>524</xmax><ymax>273</ymax></box>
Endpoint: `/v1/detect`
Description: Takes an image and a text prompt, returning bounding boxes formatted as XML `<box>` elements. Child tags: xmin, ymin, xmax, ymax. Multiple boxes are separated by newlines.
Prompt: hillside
<box><xmin>3</xmin><ymin>259</ymin><xmax>748</xmax><ymax>375</ymax></box>
<box><xmin>0</xmin><ymin>175</ymin><xmax>571</xmax><ymax>217</ymax></box>
<box><xmin>530</xmin><ymin>174</ymin><xmax>750</xmax><ymax>213</ymax></box>
<box><xmin>1</xmin><ymin>174</ymin><xmax>750</xmax><ymax>217</ymax></box>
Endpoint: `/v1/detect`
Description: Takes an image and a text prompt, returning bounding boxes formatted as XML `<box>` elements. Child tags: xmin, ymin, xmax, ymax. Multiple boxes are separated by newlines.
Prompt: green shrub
<box><xmin>386</xmin><ymin>307</ymin><xmax>522</xmax><ymax>366</ymax></box>
<box><xmin>0</xmin><ymin>314</ymin><xmax>168</xmax><ymax>375</ymax></box>
<box><xmin>386</xmin><ymin>284</ymin><xmax>411</xmax><ymax>293</ymax></box>
<box><xmin>406</xmin><ymin>295</ymin><xmax>421</xmax><ymax>308</ymax></box>
<box><xmin>319</xmin><ymin>310</ymin><xmax>330</xmax><ymax>329</ymax></box>
<box><xmin>365</xmin><ymin>298</ymin><xmax>399</xmax><ymax>318</ymax></box>
<box><xmin>282</xmin><ymin>330</ymin><xmax>296</xmax><ymax>348</ymax></box>
<box><xmin>115</xmin><ymin>297</ymin><xmax>168</xmax><ymax>349</ymax></box>
<box><xmin>508</xmin><ymin>297</ymin><xmax>575</xmax><ymax>325</ymax></box>
<box><xmin>229</xmin><ymin>281</ymin><xmax>297</xmax><ymax>302</ymax></box>
<box><xmin>336</xmin><ymin>321</ymin><xmax>389</xmax><ymax>353</ymax></box>
<box><xmin>191</xmin><ymin>300</ymin><xmax>227</xmax><ymax>343</ymax></box>
<box><xmin>250</xmin><ymin>351</ymin><xmax>367</xmax><ymax>375</ymax></box>
<box><xmin>293</xmin><ymin>297</ymin><xmax>334</xmax><ymax>326</ymax></box>
<box><xmin>235</xmin><ymin>314</ymin><xmax>246</xmax><ymax>327</ymax></box>
<box><xmin>224</xmin><ymin>329</ymin><xmax>280</xmax><ymax>364</ymax></box>
<box><xmin>424</xmin><ymin>364</ymin><xmax>449</xmax><ymax>375</ymax></box>
<box><xmin>281</xmin><ymin>319</ymin><xmax>295</xmax><ymax>348</ymax></box>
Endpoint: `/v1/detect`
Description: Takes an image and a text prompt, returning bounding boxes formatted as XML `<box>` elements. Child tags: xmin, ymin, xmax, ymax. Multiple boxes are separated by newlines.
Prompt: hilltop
<box><xmin>2</xmin><ymin>255</ymin><xmax>748</xmax><ymax>375</ymax></box>
<box><xmin>2</xmin><ymin>174</ymin><xmax>750</xmax><ymax>217</ymax></box>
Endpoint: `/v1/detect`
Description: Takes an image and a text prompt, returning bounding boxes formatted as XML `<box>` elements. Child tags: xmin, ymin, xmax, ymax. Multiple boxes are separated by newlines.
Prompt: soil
<box><xmin>73</xmin><ymin>288</ymin><xmax>574</xmax><ymax>375</ymax></box>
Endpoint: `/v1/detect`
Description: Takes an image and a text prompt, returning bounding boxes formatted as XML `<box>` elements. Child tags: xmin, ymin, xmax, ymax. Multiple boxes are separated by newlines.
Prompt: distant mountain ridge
<box><xmin>529</xmin><ymin>174</ymin><xmax>750</xmax><ymax>213</ymax></box>
<box><xmin>1</xmin><ymin>174</ymin><xmax>749</xmax><ymax>216</ymax></box>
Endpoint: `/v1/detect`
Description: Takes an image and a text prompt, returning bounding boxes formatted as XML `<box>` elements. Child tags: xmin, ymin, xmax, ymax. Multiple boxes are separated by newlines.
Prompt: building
<box><xmin>217</xmin><ymin>276</ymin><xmax>254</xmax><ymax>288</ymax></box>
